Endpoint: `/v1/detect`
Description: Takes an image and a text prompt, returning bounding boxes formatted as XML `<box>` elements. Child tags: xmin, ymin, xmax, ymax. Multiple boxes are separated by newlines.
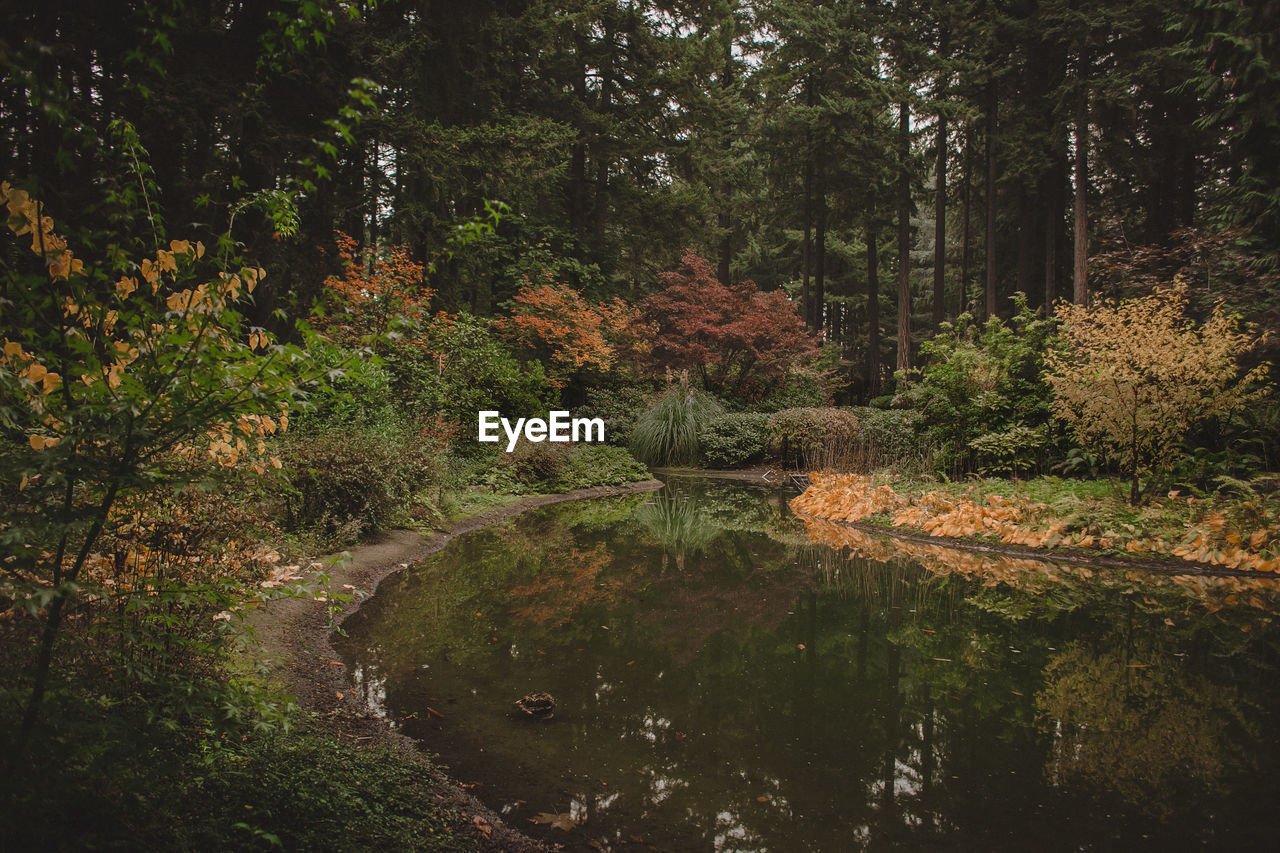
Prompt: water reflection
<box><xmin>337</xmin><ymin>477</ymin><xmax>1280</xmax><ymax>851</ymax></box>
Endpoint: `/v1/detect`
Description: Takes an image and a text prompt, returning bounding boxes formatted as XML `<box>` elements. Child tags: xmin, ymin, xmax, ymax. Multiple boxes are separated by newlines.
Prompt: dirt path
<box><xmin>244</xmin><ymin>480</ymin><xmax>664</xmax><ymax>852</ymax></box>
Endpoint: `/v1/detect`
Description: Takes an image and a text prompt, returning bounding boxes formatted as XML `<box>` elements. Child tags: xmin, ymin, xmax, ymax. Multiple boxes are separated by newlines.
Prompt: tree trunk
<box><xmin>933</xmin><ymin>27</ymin><xmax>949</xmax><ymax>328</ymax></box>
<box><xmin>814</xmin><ymin>161</ymin><xmax>827</xmax><ymax>334</ymax></box>
<box><xmin>802</xmin><ymin>156</ymin><xmax>813</xmax><ymax>327</ymax></box>
<box><xmin>984</xmin><ymin>82</ymin><xmax>998</xmax><ymax>320</ymax></box>
<box><xmin>896</xmin><ymin>101</ymin><xmax>912</xmax><ymax>374</ymax></box>
<box><xmin>867</xmin><ymin>221</ymin><xmax>881</xmax><ymax>396</ymax></box>
<box><xmin>1045</xmin><ymin>133</ymin><xmax>1066</xmax><ymax>314</ymax></box>
<box><xmin>961</xmin><ymin>123</ymin><xmax>972</xmax><ymax>314</ymax></box>
<box><xmin>1073</xmin><ymin>49</ymin><xmax>1089</xmax><ymax>305</ymax></box>
<box><xmin>933</xmin><ymin>109</ymin><xmax>947</xmax><ymax>328</ymax></box>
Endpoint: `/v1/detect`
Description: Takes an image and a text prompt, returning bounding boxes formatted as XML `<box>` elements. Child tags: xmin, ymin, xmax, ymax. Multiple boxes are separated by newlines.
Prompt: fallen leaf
<box><xmin>756</xmin><ymin>795</ymin><xmax>769</xmax><ymax>803</ymax></box>
<box><xmin>471</xmin><ymin>816</ymin><xmax>492</xmax><ymax>838</ymax></box>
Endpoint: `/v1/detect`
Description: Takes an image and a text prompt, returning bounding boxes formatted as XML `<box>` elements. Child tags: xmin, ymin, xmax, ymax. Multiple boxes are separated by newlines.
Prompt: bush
<box><xmin>969</xmin><ymin>424</ymin><xmax>1048</xmax><ymax>478</ymax></box>
<box><xmin>850</xmin><ymin>407</ymin><xmax>926</xmax><ymax>471</ymax></box>
<box><xmin>507</xmin><ymin>439</ymin><xmax>572</xmax><ymax>485</ymax></box>
<box><xmin>897</xmin><ymin>295</ymin><xmax>1058</xmax><ymax>476</ymax></box>
<box><xmin>294</xmin><ymin>340</ymin><xmax>397</xmax><ymax>432</ymax></box>
<box><xmin>767</xmin><ymin>408</ymin><xmax>862</xmax><ymax>470</ymax></box>
<box><xmin>630</xmin><ymin>385</ymin><xmax>724</xmax><ymax>467</ymax></box>
<box><xmin>699</xmin><ymin>413</ymin><xmax>772</xmax><ymax>468</ymax></box>
<box><xmin>280</xmin><ymin>427</ymin><xmax>437</xmax><ymax>542</ymax></box>
<box><xmin>762</xmin><ymin>407</ymin><xmax>865</xmax><ymax>468</ymax></box>
<box><xmin>551</xmin><ymin>445</ymin><xmax>650</xmax><ymax>490</ymax></box>
<box><xmin>387</xmin><ymin>312</ymin><xmax>553</xmax><ymax>441</ymax></box>
<box><xmin>580</xmin><ymin>385</ymin><xmax>652</xmax><ymax>447</ymax></box>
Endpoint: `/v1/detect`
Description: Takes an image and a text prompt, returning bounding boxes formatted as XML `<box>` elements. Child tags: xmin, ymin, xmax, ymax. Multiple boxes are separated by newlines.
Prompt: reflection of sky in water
<box><xmin>334</xmin><ymin>477</ymin><xmax>1280</xmax><ymax>851</ymax></box>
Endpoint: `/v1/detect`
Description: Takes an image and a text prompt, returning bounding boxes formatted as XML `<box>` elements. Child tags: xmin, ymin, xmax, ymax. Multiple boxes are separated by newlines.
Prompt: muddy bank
<box><xmin>244</xmin><ymin>479</ymin><xmax>664</xmax><ymax>852</ymax></box>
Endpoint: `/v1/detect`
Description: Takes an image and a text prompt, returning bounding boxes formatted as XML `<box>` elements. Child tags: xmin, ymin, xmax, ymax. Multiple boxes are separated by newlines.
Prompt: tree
<box><xmin>1</xmin><ymin>181</ymin><xmax>306</xmax><ymax>735</ymax></box>
<box><xmin>498</xmin><ymin>277</ymin><xmax>646</xmax><ymax>388</ymax></box>
<box><xmin>321</xmin><ymin>231</ymin><xmax>431</xmax><ymax>346</ymax></box>
<box><xmin>644</xmin><ymin>248</ymin><xmax>820</xmax><ymax>402</ymax></box>
<box><xmin>1045</xmin><ymin>281</ymin><xmax>1269</xmax><ymax>504</ymax></box>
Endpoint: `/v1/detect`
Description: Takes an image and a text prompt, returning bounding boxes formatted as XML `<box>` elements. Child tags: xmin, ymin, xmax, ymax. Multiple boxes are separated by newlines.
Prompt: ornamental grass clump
<box><xmin>629</xmin><ymin>384</ymin><xmax>723</xmax><ymax>467</ymax></box>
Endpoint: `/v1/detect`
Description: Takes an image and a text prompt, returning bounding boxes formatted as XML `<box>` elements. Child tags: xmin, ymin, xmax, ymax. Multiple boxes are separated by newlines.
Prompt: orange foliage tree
<box><xmin>498</xmin><ymin>276</ymin><xmax>651</xmax><ymax>388</ymax></box>
<box><xmin>321</xmin><ymin>231</ymin><xmax>431</xmax><ymax>346</ymax></box>
<box><xmin>1045</xmin><ymin>280</ymin><xmax>1270</xmax><ymax>504</ymax></box>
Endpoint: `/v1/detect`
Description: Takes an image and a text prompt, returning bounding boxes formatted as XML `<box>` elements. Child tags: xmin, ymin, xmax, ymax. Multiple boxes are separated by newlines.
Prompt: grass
<box><xmin>630</xmin><ymin>386</ymin><xmax>723</xmax><ymax>467</ymax></box>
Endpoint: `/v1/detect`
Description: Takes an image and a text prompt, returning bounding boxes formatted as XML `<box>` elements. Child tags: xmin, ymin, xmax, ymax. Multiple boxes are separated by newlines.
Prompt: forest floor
<box><xmin>241</xmin><ymin>479</ymin><xmax>665</xmax><ymax>852</ymax></box>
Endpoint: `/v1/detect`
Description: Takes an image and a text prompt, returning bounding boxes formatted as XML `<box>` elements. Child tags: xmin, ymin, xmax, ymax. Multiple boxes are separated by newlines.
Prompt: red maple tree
<box><xmin>644</xmin><ymin>249</ymin><xmax>820</xmax><ymax>401</ymax></box>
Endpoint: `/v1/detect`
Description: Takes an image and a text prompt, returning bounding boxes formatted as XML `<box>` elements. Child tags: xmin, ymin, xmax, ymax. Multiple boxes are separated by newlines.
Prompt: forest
<box><xmin>2</xmin><ymin>1</ymin><xmax>1279</xmax><ymax>850</ymax></box>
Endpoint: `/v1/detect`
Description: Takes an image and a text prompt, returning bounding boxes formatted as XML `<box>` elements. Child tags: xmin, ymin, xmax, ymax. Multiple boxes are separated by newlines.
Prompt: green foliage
<box><xmin>388</xmin><ymin>312</ymin><xmax>552</xmax><ymax>439</ymax></box>
<box><xmin>580</xmin><ymin>385</ymin><xmax>653</xmax><ymax>448</ymax></box>
<box><xmin>849</xmin><ymin>407</ymin><xmax>927</xmax><ymax>472</ymax></box>
<box><xmin>280</xmin><ymin>427</ymin><xmax>439</xmax><ymax>543</ymax></box>
<box><xmin>630</xmin><ymin>386</ymin><xmax>725</xmax><ymax>467</ymax></box>
<box><xmin>767</xmin><ymin>407</ymin><xmax>862</xmax><ymax>470</ymax></box>
<box><xmin>969</xmin><ymin>425</ymin><xmax>1048</xmax><ymax>478</ymax></box>
<box><xmin>699</xmin><ymin>413</ymin><xmax>773</xmax><ymax>468</ymax></box>
<box><xmin>294</xmin><ymin>339</ymin><xmax>397</xmax><ymax>432</ymax></box>
<box><xmin>898</xmin><ymin>296</ymin><xmax>1059</xmax><ymax>476</ymax></box>
<box><xmin>550</xmin><ymin>445</ymin><xmax>650</xmax><ymax>491</ymax></box>
<box><xmin>0</xmin><ymin>720</ymin><xmax>472</xmax><ymax>852</ymax></box>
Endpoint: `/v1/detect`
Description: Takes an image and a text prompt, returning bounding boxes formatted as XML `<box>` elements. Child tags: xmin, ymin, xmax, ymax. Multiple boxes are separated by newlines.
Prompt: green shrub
<box><xmin>849</xmin><ymin>407</ymin><xmax>926</xmax><ymax>471</ymax></box>
<box><xmin>294</xmin><ymin>340</ymin><xmax>397</xmax><ymax>432</ymax></box>
<box><xmin>386</xmin><ymin>312</ymin><xmax>553</xmax><ymax>442</ymax></box>
<box><xmin>969</xmin><ymin>424</ymin><xmax>1047</xmax><ymax>477</ymax></box>
<box><xmin>699</xmin><ymin>413</ymin><xmax>772</xmax><ymax>468</ymax></box>
<box><xmin>551</xmin><ymin>445</ymin><xmax>649</xmax><ymax>490</ymax></box>
<box><xmin>897</xmin><ymin>295</ymin><xmax>1058</xmax><ymax>476</ymax></box>
<box><xmin>281</xmin><ymin>427</ymin><xmax>437</xmax><ymax>541</ymax></box>
<box><xmin>580</xmin><ymin>385</ymin><xmax>652</xmax><ymax>447</ymax></box>
<box><xmin>767</xmin><ymin>407</ymin><xmax>861</xmax><ymax>469</ymax></box>
<box><xmin>630</xmin><ymin>386</ymin><xmax>724</xmax><ymax>467</ymax></box>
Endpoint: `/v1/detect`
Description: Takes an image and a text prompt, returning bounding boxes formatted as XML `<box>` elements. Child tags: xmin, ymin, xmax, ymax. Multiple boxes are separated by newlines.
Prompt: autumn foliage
<box><xmin>644</xmin><ymin>249</ymin><xmax>820</xmax><ymax>402</ymax></box>
<box><xmin>322</xmin><ymin>231</ymin><xmax>431</xmax><ymax>345</ymax></box>
<box><xmin>498</xmin><ymin>277</ymin><xmax>649</xmax><ymax>388</ymax></box>
<box><xmin>1044</xmin><ymin>281</ymin><xmax>1269</xmax><ymax>503</ymax></box>
<box><xmin>2</xmin><ymin>180</ymin><xmax>307</xmax><ymax>731</ymax></box>
<box><xmin>791</xmin><ymin>473</ymin><xmax>1280</xmax><ymax>574</ymax></box>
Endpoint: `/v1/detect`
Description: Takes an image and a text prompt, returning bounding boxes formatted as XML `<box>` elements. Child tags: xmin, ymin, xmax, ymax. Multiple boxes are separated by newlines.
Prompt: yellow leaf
<box><xmin>28</xmin><ymin>434</ymin><xmax>44</xmax><ymax>451</ymax></box>
<box><xmin>26</xmin><ymin>363</ymin><xmax>47</xmax><ymax>383</ymax></box>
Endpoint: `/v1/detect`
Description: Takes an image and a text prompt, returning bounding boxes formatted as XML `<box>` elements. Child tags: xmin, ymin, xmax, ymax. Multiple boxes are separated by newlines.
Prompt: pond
<box><xmin>335</xmin><ymin>477</ymin><xmax>1280</xmax><ymax>851</ymax></box>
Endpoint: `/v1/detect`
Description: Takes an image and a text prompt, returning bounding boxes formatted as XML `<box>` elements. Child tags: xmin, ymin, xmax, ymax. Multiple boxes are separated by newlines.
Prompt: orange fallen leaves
<box><xmin>791</xmin><ymin>474</ymin><xmax>1279</xmax><ymax>574</ymax></box>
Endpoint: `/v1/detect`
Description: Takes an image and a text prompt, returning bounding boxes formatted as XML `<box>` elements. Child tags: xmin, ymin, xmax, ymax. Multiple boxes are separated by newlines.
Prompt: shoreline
<box><xmin>243</xmin><ymin>478</ymin><xmax>664</xmax><ymax>852</ymax></box>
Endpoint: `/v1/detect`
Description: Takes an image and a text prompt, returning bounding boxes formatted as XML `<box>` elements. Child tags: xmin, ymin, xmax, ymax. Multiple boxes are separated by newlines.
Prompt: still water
<box><xmin>335</xmin><ymin>477</ymin><xmax>1280</xmax><ymax>851</ymax></box>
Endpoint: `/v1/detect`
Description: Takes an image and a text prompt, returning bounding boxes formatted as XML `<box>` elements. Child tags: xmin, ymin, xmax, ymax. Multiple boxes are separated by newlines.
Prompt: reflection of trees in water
<box><xmin>338</xmin><ymin>484</ymin><xmax>1280</xmax><ymax>849</ymax></box>
<box><xmin>1038</xmin><ymin>637</ymin><xmax>1257</xmax><ymax>817</ymax></box>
